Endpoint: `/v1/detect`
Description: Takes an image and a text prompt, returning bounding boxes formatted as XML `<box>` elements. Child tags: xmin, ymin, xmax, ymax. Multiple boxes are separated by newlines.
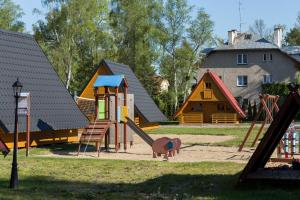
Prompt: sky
<box><xmin>12</xmin><ymin>0</ymin><xmax>300</xmax><ymax>39</ymax></box>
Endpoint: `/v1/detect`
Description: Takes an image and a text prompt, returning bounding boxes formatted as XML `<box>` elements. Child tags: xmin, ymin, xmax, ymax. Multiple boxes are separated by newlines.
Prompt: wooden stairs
<box><xmin>77</xmin><ymin>120</ymin><xmax>111</xmax><ymax>157</ymax></box>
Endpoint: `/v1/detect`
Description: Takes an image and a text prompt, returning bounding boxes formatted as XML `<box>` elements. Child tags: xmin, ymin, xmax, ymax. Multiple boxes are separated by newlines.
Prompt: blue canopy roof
<box><xmin>93</xmin><ymin>75</ymin><xmax>125</xmax><ymax>88</ymax></box>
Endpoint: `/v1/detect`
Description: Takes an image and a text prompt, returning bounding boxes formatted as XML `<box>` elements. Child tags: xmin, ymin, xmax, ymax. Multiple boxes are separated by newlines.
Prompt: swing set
<box><xmin>238</xmin><ymin>94</ymin><xmax>280</xmax><ymax>152</ymax></box>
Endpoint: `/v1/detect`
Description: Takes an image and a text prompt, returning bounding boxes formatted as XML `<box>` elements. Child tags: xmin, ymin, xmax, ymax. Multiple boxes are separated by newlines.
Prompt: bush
<box><xmin>252</xmin><ymin>100</ymin><xmax>257</xmax><ymax>119</ymax></box>
<box><xmin>261</xmin><ymin>83</ymin><xmax>289</xmax><ymax>96</ymax></box>
<box><xmin>247</xmin><ymin>101</ymin><xmax>253</xmax><ymax>121</ymax></box>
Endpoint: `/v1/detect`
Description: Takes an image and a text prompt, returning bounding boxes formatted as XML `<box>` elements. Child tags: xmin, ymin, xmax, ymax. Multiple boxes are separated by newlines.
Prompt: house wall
<box><xmin>200</xmin><ymin>49</ymin><xmax>299</xmax><ymax>101</ymax></box>
<box><xmin>0</xmin><ymin>128</ymin><xmax>79</xmax><ymax>149</ymax></box>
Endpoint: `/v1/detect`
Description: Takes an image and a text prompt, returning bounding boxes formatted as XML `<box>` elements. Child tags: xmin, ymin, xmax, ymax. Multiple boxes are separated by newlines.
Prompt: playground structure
<box><xmin>239</xmin><ymin>83</ymin><xmax>300</xmax><ymax>184</ymax></box>
<box><xmin>78</xmin><ymin>74</ymin><xmax>181</xmax><ymax>159</ymax></box>
<box><xmin>78</xmin><ymin>75</ymin><xmax>132</xmax><ymax>155</ymax></box>
<box><xmin>270</xmin><ymin>121</ymin><xmax>300</xmax><ymax>163</ymax></box>
<box><xmin>175</xmin><ymin>70</ymin><xmax>246</xmax><ymax>124</ymax></box>
<box><xmin>238</xmin><ymin>94</ymin><xmax>279</xmax><ymax>152</ymax></box>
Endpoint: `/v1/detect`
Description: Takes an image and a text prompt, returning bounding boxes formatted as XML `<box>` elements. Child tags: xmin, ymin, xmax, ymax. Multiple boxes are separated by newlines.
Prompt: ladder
<box><xmin>77</xmin><ymin>120</ymin><xmax>111</xmax><ymax>157</ymax></box>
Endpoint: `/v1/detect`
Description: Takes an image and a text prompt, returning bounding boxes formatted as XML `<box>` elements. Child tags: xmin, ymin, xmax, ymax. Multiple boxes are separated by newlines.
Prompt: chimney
<box><xmin>228</xmin><ymin>29</ymin><xmax>237</xmax><ymax>45</ymax></box>
<box><xmin>273</xmin><ymin>27</ymin><xmax>283</xmax><ymax>48</ymax></box>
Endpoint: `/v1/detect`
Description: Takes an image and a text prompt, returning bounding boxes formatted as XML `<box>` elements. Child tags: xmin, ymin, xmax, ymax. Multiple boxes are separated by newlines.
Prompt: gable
<box><xmin>0</xmin><ymin>29</ymin><xmax>88</xmax><ymax>133</ymax></box>
<box><xmin>80</xmin><ymin>65</ymin><xmax>111</xmax><ymax>99</ymax></box>
<box><xmin>175</xmin><ymin>70</ymin><xmax>246</xmax><ymax>118</ymax></box>
<box><xmin>80</xmin><ymin>60</ymin><xmax>167</xmax><ymax>122</ymax></box>
<box><xmin>188</xmin><ymin>73</ymin><xmax>227</xmax><ymax>102</ymax></box>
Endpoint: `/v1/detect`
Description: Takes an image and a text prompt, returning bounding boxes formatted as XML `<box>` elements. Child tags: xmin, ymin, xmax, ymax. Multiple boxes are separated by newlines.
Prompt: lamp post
<box><xmin>10</xmin><ymin>78</ymin><xmax>22</xmax><ymax>189</ymax></box>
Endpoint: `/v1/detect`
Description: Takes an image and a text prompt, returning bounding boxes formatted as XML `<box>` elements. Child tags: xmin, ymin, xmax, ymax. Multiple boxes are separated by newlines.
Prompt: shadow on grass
<box><xmin>36</xmin><ymin>143</ymin><xmax>101</xmax><ymax>156</ymax></box>
<box><xmin>0</xmin><ymin>173</ymin><xmax>237</xmax><ymax>199</ymax></box>
<box><xmin>0</xmin><ymin>173</ymin><xmax>299</xmax><ymax>200</ymax></box>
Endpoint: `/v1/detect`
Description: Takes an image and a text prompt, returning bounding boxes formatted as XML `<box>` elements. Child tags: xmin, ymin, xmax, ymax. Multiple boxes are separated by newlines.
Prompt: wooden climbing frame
<box><xmin>238</xmin><ymin>94</ymin><xmax>280</xmax><ymax>152</ymax></box>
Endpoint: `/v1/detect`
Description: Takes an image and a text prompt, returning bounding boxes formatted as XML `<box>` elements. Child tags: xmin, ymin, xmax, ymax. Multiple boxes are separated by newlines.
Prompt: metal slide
<box><xmin>125</xmin><ymin>117</ymin><xmax>154</xmax><ymax>146</ymax></box>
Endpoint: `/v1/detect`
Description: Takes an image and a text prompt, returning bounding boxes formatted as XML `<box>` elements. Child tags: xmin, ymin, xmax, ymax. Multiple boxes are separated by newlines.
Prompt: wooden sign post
<box><xmin>18</xmin><ymin>92</ymin><xmax>30</xmax><ymax>157</ymax></box>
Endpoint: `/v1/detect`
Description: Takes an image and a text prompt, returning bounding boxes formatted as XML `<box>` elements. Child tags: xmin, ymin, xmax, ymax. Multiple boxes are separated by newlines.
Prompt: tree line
<box><xmin>2</xmin><ymin>0</ymin><xmax>300</xmax><ymax>119</ymax></box>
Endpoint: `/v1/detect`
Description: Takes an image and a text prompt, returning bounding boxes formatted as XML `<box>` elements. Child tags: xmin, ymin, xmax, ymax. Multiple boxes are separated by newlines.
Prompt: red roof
<box><xmin>207</xmin><ymin>70</ymin><xmax>246</xmax><ymax>118</ymax></box>
<box><xmin>175</xmin><ymin>70</ymin><xmax>246</xmax><ymax>118</ymax></box>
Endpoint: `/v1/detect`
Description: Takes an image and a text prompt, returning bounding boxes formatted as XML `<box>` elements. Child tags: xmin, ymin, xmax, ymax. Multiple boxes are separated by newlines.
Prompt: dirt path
<box><xmin>38</xmin><ymin>134</ymin><xmax>254</xmax><ymax>163</ymax></box>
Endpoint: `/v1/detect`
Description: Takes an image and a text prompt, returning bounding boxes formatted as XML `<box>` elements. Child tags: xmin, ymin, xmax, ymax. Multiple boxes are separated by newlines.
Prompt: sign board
<box><xmin>18</xmin><ymin>92</ymin><xmax>30</xmax><ymax>115</ymax></box>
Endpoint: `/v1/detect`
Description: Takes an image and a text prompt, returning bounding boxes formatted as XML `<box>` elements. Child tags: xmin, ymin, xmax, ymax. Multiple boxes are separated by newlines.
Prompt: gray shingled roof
<box><xmin>0</xmin><ymin>29</ymin><xmax>88</xmax><ymax>133</ymax></box>
<box><xmin>101</xmin><ymin>60</ymin><xmax>167</xmax><ymax>122</ymax></box>
<box><xmin>203</xmin><ymin>33</ymin><xmax>300</xmax><ymax>64</ymax></box>
<box><xmin>215</xmin><ymin>33</ymin><xmax>278</xmax><ymax>50</ymax></box>
<box><xmin>281</xmin><ymin>46</ymin><xmax>300</xmax><ymax>62</ymax></box>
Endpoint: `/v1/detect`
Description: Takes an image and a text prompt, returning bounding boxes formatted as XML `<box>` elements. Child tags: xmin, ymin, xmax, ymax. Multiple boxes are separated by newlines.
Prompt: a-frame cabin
<box><xmin>239</xmin><ymin>83</ymin><xmax>300</xmax><ymax>184</ymax></box>
<box><xmin>0</xmin><ymin>29</ymin><xmax>88</xmax><ymax>149</ymax></box>
<box><xmin>175</xmin><ymin>70</ymin><xmax>246</xmax><ymax>124</ymax></box>
<box><xmin>78</xmin><ymin>59</ymin><xmax>167</xmax><ymax>130</ymax></box>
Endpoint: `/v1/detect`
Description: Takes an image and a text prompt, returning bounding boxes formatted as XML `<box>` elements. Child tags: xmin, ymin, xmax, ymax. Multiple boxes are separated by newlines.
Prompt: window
<box><xmin>263</xmin><ymin>53</ymin><xmax>273</xmax><ymax>61</ymax></box>
<box><xmin>263</xmin><ymin>53</ymin><xmax>267</xmax><ymax>61</ymax></box>
<box><xmin>263</xmin><ymin>74</ymin><xmax>273</xmax><ymax>84</ymax></box>
<box><xmin>237</xmin><ymin>54</ymin><xmax>248</xmax><ymax>65</ymax></box>
<box><xmin>205</xmin><ymin>82</ymin><xmax>212</xmax><ymax>89</ymax></box>
<box><xmin>237</xmin><ymin>76</ymin><xmax>248</xmax><ymax>87</ymax></box>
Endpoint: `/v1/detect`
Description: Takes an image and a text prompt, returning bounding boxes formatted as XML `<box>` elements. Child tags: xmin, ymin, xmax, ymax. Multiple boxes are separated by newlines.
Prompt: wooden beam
<box><xmin>115</xmin><ymin>87</ymin><xmax>119</xmax><ymax>152</ymax></box>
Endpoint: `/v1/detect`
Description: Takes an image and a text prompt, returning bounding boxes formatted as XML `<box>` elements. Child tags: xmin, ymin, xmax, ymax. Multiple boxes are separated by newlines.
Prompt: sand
<box><xmin>38</xmin><ymin>134</ymin><xmax>254</xmax><ymax>163</ymax></box>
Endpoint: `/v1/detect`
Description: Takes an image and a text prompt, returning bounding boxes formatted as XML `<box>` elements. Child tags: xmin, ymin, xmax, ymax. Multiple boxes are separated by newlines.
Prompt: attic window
<box><xmin>205</xmin><ymin>82</ymin><xmax>212</xmax><ymax>89</ymax></box>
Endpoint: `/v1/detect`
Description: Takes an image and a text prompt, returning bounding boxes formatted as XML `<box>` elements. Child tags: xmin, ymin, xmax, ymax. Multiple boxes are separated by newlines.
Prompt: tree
<box><xmin>184</xmin><ymin>8</ymin><xmax>214</xmax><ymax>100</ymax></box>
<box><xmin>285</xmin><ymin>27</ymin><xmax>300</xmax><ymax>45</ymax></box>
<box><xmin>249</xmin><ymin>19</ymin><xmax>272</xmax><ymax>41</ymax></box>
<box><xmin>0</xmin><ymin>0</ymin><xmax>24</xmax><ymax>32</ymax></box>
<box><xmin>34</xmin><ymin>0</ymin><xmax>112</xmax><ymax>92</ymax></box>
<box><xmin>160</xmin><ymin>0</ymin><xmax>192</xmax><ymax>111</ymax></box>
<box><xmin>252</xmin><ymin>100</ymin><xmax>257</xmax><ymax>120</ymax></box>
<box><xmin>109</xmin><ymin>0</ymin><xmax>163</xmax><ymax>96</ymax></box>
<box><xmin>247</xmin><ymin>101</ymin><xmax>253</xmax><ymax>121</ymax></box>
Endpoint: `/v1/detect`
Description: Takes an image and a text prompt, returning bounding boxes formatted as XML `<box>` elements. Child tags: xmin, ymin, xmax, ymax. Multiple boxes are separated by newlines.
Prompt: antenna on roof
<box><xmin>238</xmin><ymin>0</ymin><xmax>243</xmax><ymax>32</ymax></box>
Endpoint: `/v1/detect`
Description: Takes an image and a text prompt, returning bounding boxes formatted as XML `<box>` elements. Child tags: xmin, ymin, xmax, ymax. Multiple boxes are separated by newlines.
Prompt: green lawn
<box><xmin>0</xmin><ymin>146</ymin><xmax>299</xmax><ymax>200</ymax></box>
<box><xmin>146</xmin><ymin>126</ymin><xmax>266</xmax><ymax>147</ymax></box>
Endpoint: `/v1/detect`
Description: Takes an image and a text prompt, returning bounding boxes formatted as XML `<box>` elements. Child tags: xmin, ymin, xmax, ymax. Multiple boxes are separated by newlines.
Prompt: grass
<box><xmin>146</xmin><ymin>126</ymin><xmax>266</xmax><ymax>147</ymax></box>
<box><xmin>0</xmin><ymin>146</ymin><xmax>299</xmax><ymax>200</ymax></box>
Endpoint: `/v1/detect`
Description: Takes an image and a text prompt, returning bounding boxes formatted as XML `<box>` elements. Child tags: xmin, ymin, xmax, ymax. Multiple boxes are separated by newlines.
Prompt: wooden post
<box><xmin>94</xmin><ymin>88</ymin><xmax>98</xmax><ymax>121</ymax></box>
<box><xmin>115</xmin><ymin>87</ymin><xmax>119</xmax><ymax>152</ymax></box>
<box><xmin>124</xmin><ymin>85</ymin><xmax>128</xmax><ymax>151</ymax></box>
<box><xmin>238</xmin><ymin>104</ymin><xmax>264</xmax><ymax>152</ymax></box>
<box><xmin>25</xmin><ymin>112</ymin><xmax>30</xmax><ymax>157</ymax></box>
<box><xmin>104</xmin><ymin>87</ymin><xmax>109</xmax><ymax>151</ymax></box>
<box><xmin>105</xmin><ymin>87</ymin><xmax>109</xmax><ymax>120</ymax></box>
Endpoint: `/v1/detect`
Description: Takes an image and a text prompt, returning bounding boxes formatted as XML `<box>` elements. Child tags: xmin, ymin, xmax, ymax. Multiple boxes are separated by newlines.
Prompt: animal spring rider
<box><xmin>152</xmin><ymin>137</ymin><xmax>181</xmax><ymax>160</ymax></box>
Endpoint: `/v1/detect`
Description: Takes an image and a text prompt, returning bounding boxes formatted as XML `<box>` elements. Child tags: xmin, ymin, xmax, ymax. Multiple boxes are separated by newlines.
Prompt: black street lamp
<box><xmin>10</xmin><ymin>78</ymin><xmax>22</xmax><ymax>189</ymax></box>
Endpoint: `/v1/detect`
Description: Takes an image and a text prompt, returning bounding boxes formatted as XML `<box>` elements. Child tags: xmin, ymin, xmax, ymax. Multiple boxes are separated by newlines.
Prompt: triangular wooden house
<box><xmin>239</xmin><ymin>84</ymin><xmax>300</xmax><ymax>184</ymax></box>
<box><xmin>0</xmin><ymin>29</ymin><xmax>88</xmax><ymax>149</ymax></box>
<box><xmin>78</xmin><ymin>59</ymin><xmax>166</xmax><ymax>130</ymax></box>
<box><xmin>175</xmin><ymin>70</ymin><xmax>246</xmax><ymax>124</ymax></box>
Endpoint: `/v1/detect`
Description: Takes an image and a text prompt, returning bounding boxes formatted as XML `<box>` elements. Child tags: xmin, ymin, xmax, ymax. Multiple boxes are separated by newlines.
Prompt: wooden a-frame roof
<box><xmin>175</xmin><ymin>70</ymin><xmax>246</xmax><ymax>118</ymax></box>
<box><xmin>80</xmin><ymin>59</ymin><xmax>167</xmax><ymax>123</ymax></box>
